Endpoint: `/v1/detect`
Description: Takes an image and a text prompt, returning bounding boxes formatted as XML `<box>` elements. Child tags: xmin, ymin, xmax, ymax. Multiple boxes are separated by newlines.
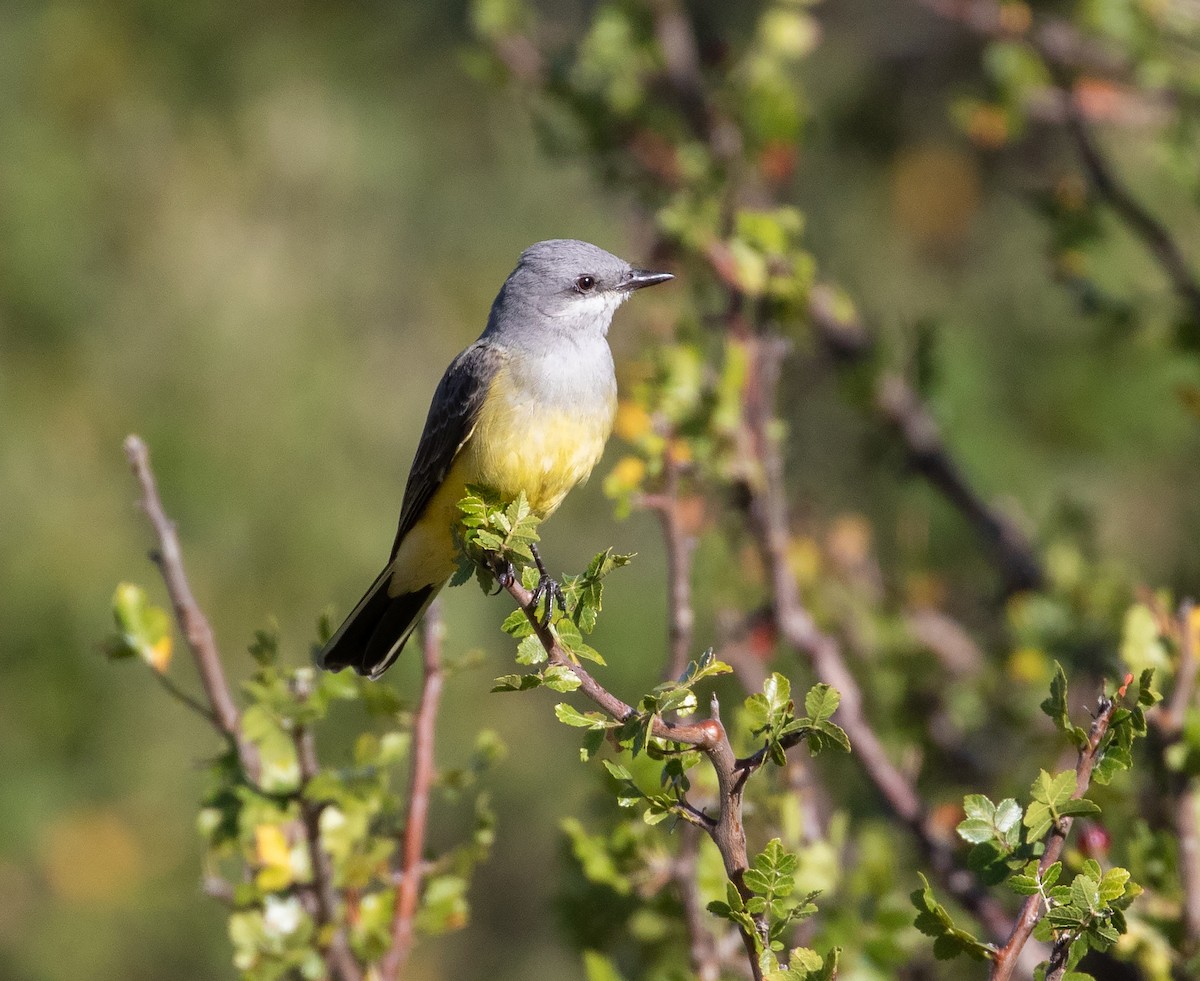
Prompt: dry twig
<box><xmin>124</xmin><ymin>434</ymin><xmax>259</xmax><ymax>780</ymax></box>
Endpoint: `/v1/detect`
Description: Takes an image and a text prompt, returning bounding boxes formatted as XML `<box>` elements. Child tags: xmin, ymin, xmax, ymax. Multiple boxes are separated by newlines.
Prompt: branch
<box><xmin>1052</xmin><ymin>75</ymin><xmax>1200</xmax><ymax>328</ymax></box>
<box><xmin>805</xmin><ymin>286</ymin><xmax>1044</xmax><ymax>593</ymax></box>
<box><xmin>293</xmin><ymin>674</ymin><xmax>362</xmax><ymax>981</ymax></box>
<box><xmin>639</xmin><ymin>450</ymin><xmax>698</xmax><ymax>681</ymax></box>
<box><xmin>675</xmin><ymin>824</ymin><xmax>722</xmax><ymax>981</ymax></box>
<box><xmin>910</xmin><ymin>0</ymin><xmax>1132</xmax><ymax>78</ymax></box>
<box><xmin>123</xmin><ymin>434</ymin><xmax>259</xmax><ymax>781</ymax></box>
<box><xmin>380</xmin><ymin>600</ymin><xmax>445</xmax><ymax>981</ymax></box>
<box><xmin>910</xmin><ymin>0</ymin><xmax>1200</xmax><ymax>330</ymax></box>
<box><xmin>740</xmin><ymin>341</ymin><xmax>1040</xmax><ymax>964</ymax></box>
<box><xmin>875</xmin><ymin>373</ymin><xmax>1044</xmax><ymax>593</ymax></box>
<box><xmin>499</xmin><ymin>576</ymin><xmax>767</xmax><ymax>980</ymax></box>
<box><xmin>989</xmin><ymin>690</ymin><xmax>1122</xmax><ymax>981</ymax></box>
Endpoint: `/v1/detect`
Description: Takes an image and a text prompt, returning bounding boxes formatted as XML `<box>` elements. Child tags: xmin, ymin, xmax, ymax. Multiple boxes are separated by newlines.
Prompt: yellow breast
<box><xmin>464</xmin><ymin>366</ymin><xmax>616</xmax><ymax>517</ymax></box>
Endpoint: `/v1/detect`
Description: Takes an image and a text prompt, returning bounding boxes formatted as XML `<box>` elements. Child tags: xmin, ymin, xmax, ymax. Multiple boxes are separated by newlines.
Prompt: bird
<box><xmin>319</xmin><ymin>239</ymin><xmax>674</xmax><ymax>678</ymax></box>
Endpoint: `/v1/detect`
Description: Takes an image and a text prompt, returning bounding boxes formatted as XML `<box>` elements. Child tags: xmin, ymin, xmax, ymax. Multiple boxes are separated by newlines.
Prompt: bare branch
<box><xmin>380</xmin><ymin>600</ymin><xmax>445</xmax><ymax>981</ymax></box>
<box><xmin>1147</xmin><ymin>602</ymin><xmax>1200</xmax><ymax>951</ymax></box>
<box><xmin>875</xmin><ymin>373</ymin><xmax>1043</xmax><ymax>593</ymax></box>
<box><xmin>1167</xmin><ymin>600</ymin><xmax>1199</xmax><ymax>733</ymax></box>
<box><xmin>152</xmin><ymin>670</ymin><xmax>219</xmax><ymax>725</ymax></box>
<box><xmin>788</xmin><ymin>277</ymin><xmax>1047</xmax><ymax>593</ymax></box>
<box><xmin>1051</xmin><ymin>78</ymin><xmax>1200</xmax><ymax>327</ymax></box>
<box><xmin>639</xmin><ymin>451</ymin><xmax>698</xmax><ymax>681</ymax></box>
<box><xmin>989</xmin><ymin>690</ymin><xmax>1122</xmax><ymax>980</ymax></box>
<box><xmin>123</xmin><ymin>434</ymin><xmax>259</xmax><ymax>781</ymax></box>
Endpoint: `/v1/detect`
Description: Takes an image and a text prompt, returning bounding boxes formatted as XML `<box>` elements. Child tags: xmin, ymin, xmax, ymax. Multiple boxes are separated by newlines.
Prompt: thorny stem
<box><xmin>380</xmin><ymin>601</ymin><xmax>445</xmax><ymax>981</ymax></box>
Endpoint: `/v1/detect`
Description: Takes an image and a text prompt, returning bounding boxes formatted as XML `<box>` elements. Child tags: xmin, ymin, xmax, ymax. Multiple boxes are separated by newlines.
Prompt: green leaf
<box><xmin>516</xmin><ymin>634</ymin><xmax>547</xmax><ymax>665</ymax></box>
<box><xmin>804</xmin><ymin>683</ymin><xmax>839</xmax><ymax>722</ymax></box>
<box><xmin>1099</xmin><ymin>867</ymin><xmax>1131</xmax><ymax>902</ymax></box>
<box><xmin>555</xmin><ymin>703</ymin><xmax>617</xmax><ymax>729</ymax></box>
<box><xmin>583</xmin><ymin>950</ymin><xmax>627</xmax><ymax>981</ymax></box>
<box><xmin>542</xmin><ymin>665</ymin><xmax>582</xmax><ymax>692</ymax></box>
<box><xmin>1041</xmin><ymin>663</ymin><xmax>1089</xmax><ymax>749</ymax></box>
<box><xmin>491</xmin><ymin>673</ymin><xmax>542</xmax><ymax>692</ymax></box>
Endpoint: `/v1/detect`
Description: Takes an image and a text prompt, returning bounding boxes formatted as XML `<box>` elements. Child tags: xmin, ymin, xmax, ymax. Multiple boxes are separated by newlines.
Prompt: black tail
<box><xmin>319</xmin><ymin>567</ymin><xmax>437</xmax><ymax>679</ymax></box>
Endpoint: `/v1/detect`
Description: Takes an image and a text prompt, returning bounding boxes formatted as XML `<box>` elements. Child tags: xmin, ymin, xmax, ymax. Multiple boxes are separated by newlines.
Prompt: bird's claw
<box><xmin>530</xmin><ymin>574</ymin><xmax>567</xmax><ymax>627</ymax></box>
<box><xmin>486</xmin><ymin>554</ymin><xmax>517</xmax><ymax>593</ymax></box>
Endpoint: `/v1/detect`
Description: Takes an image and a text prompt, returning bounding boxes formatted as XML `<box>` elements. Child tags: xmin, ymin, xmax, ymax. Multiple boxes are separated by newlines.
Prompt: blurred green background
<box><xmin>2</xmin><ymin>1</ymin><xmax>1198</xmax><ymax>979</ymax></box>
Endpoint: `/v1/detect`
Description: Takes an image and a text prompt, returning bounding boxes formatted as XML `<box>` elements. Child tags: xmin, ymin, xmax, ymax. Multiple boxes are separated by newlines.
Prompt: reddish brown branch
<box><xmin>989</xmin><ymin>693</ymin><xmax>1120</xmax><ymax>980</ymax></box>
<box><xmin>123</xmin><ymin>434</ymin><xmax>259</xmax><ymax>781</ymax></box>
<box><xmin>380</xmin><ymin>601</ymin><xmax>445</xmax><ymax>981</ymax></box>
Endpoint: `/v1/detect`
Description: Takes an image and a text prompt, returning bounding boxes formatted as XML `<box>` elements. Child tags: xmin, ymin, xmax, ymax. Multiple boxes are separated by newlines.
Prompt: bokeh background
<box><xmin>2</xmin><ymin>1</ymin><xmax>1198</xmax><ymax>979</ymax></box>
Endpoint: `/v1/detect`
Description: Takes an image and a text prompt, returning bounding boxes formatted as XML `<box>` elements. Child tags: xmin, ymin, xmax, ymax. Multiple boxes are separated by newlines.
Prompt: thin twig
<box><xmin>152</xmin><ymin>671</ymin><xmax>219</xmax><ymax>725</ymax></box>
<box><xmin>1051</xmin><ymin>76</ymin><xmax>1200</xmax><ymax>328</ymax></box>
<box><xmin>1167</xmin><ymin>600</ymin><xmax>1199</xmax><ymax>732</ymax></box>
<box><xmin>875</xmin><ymin>374</ymin><xmax>1043</xmax><ymax>593</ymax></box>
<box><xmin>787</xmin><ymin>278</ymin><xmax>1047</xmax><ymax>594</ymax></box>
<box><xmin>911</xmin><ymin>0</ymin><xmax>1200</xmax><ymax>330</ymax></box>
<box><xmin>123</xmin><ymin>434</ymin><xmax>259</xmax><ymax>781</ymax></box>
<box><xmin>640</xmin><ymin>450</ymin><xmax>697</xmax><ymax>681</ymax></box>
<box><xmin>380</xmin><ymin>601</ymin><xmax>445</xmax><ymax>981</ymax></box>
<box><xmin>989</xmin><ymin>690</ymin><xmax>1122</xmax><ymax>980</ymax></box>
<box><xmin>293</xmin><ymin>673</ymin><xmax>362</xmax><ymax>981</ymax></box>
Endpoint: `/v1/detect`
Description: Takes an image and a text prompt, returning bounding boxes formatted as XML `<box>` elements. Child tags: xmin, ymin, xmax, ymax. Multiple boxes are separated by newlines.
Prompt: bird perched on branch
<box><xmin>319</xmin><ymin>239</ymin><xmax>673</xmax><ymax>678</ymax></box>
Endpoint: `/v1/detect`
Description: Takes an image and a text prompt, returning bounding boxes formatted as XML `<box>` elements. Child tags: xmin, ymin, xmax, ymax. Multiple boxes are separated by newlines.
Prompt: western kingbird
<box><xmin>320</xmin><ymin>239</ymin><xmax>673</xmax><ymax>678</ymax></box>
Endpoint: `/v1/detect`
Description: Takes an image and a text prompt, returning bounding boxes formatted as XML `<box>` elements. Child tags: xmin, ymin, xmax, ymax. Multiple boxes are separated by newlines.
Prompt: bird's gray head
<box><xmin>485</xmin><ymin>239</ymin><xmax>673</xmax><ymax>340</ymax></box>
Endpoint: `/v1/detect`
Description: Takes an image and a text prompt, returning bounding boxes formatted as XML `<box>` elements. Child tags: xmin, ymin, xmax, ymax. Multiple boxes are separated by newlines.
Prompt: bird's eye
<box><xmin>575</xmin><ymin>275</ymin><xmax>596</xmax><ymax>292</ymax></box>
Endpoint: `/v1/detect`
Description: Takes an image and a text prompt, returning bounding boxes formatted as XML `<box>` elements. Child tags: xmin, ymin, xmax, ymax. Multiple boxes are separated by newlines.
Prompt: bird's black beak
<box><xmin>618</xmin><ymin>268</ymin><xmax>674</xmax><ymax>292</ymax></box>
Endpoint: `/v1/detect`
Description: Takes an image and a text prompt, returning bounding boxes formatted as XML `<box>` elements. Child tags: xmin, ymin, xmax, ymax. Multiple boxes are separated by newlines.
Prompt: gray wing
<box><xmin>390</xmin><ymin>340</ymin><xmax>506</xmax><ymax>558</ymax></box>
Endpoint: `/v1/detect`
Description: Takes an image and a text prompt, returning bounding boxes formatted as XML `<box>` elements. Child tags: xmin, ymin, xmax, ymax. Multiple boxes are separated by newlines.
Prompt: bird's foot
<box><xmin>486</xmin><ymin>553</ymin><xmax>517</xmax><ymax>593</ymax></box>
<box><xmin>530</xmin><ymin>543</ymin><xmax>567</xmax><ymax>627</ymax></box>
<box><xmin>530</xmin><ymin>573</ymin><xmax>567</xmax><ymax>627</ymax></box>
